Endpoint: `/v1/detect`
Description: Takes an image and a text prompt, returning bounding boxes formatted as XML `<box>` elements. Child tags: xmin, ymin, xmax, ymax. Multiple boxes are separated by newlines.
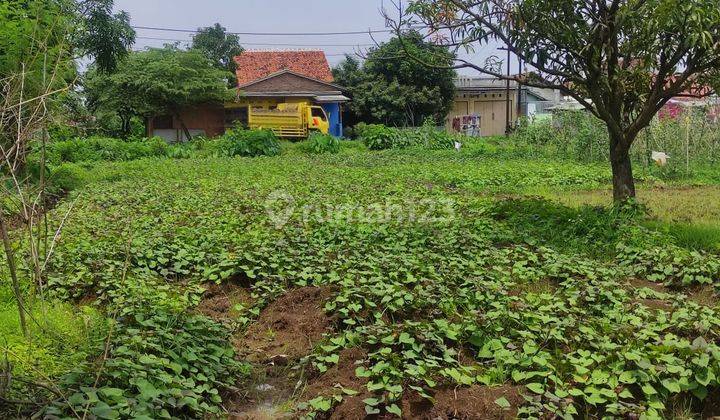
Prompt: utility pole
<box><xmin>517</xmin><ymin>57</ymin><xmax>523</xmax><ymax>119</ymax></box>
<box><xmin>505</xmin><ymin>46</ymin><xmax>511</xmax><ymax>137</ymax></box>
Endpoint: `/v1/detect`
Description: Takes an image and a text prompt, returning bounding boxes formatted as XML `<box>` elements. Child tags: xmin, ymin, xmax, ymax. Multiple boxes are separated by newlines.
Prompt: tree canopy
<box><xmin>75</xmin><ymin>0</ymin><xmax>136</xmax><ymax>73</ymax></box>
<box><xmin>333</xmin><ymin>32</ymin><xmax>456</xmax><ymax>127</ymax></box>
<box><xmin>192</xmin><ymin>23</ymin><xmax>244</xmax><ymax>86</ymax></box>
<box><xmin>1</xmin><ymin>0</ymin><xmax>134</xmax><ymax>151</ymax></box>
<box><xmin>399</xmin><ymin>0</ymin><xmax>720</xmax><ymax>201</ymax></box>
<box><xmin>85</xmin><ymin>47</ymin><xmax>232</xmax><ymax>137</ymax></box>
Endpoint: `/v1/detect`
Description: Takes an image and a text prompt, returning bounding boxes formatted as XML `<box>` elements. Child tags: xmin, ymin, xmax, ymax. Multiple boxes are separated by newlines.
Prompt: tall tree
<box><xmin>85</xmin><ymin>46</ymin><xmax>232</xmax><ymax>138</ymax></box>
<box><xmin>335</xmin><ymin>32</ymin><xmax>456</xmax><ymax>127</ymax></box>
<box><xmin>397</xmin><ymin>0</ymin><xmax>720</xmax><ymax>202</ymax></box>
<box><xmin>75</xmin><ymin>0</ymin><xmax>136</xmax><ymax>73</ymax></box>
<box><xmin>191</xmin><ymin>23</ymin><xmax>244</xmax><ymax>86</ymax></box>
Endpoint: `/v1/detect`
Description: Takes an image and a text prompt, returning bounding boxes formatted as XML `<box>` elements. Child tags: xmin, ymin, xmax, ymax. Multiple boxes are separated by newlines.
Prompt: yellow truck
<box><xmin>248</xmin><ymin>102</ymin><xmax>329</xmax><ymax>138</ymax></box>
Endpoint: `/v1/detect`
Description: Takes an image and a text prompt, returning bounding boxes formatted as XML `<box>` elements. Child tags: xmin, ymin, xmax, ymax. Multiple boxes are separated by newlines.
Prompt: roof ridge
<box><xmin>240</xmin><ymin>49</ymin><xmax>325</xmax><ymax>53</ymax></box>
<box><xmin>234</xmin><ymin>50</ymin><xmax>334</xmax><ymax>86</ymax></box>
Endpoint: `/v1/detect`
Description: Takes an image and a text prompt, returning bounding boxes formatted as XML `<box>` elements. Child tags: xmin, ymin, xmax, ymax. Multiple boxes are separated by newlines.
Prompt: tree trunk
<box><xmin>610</xmin><ymin>133</ymin><xmax>636</xmax><ymax>203</ymax></box>
<box><xmin>119</xmin><ymin>113</ymin><xmax>131</xmax><ymax>138</ymax></box>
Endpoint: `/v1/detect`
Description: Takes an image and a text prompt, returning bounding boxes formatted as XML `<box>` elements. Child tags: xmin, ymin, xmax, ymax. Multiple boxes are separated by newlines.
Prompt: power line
<box><xmin>132</xmin><ymin>25</ymin><xmax>392</xmax><ymax>36</ymax></box>
<box><xmin>136</xmin><ymin>36</ymin><xmax>372</xmax><ymax>47</ymax></box>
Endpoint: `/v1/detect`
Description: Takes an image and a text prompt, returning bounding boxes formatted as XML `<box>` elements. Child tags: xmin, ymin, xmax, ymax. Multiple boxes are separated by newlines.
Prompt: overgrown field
<box><xmin>2</xmin><ymin>140</ymin><xmax>720</xmax><ymax>419</ymax></box>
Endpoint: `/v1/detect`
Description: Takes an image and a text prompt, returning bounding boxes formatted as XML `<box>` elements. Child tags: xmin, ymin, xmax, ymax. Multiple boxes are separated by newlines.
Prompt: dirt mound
<box><xmin>402</xmin><ymin>385</ymin><xmax>523</xmax><ymax>419</ymax></box>
<box><xmin>324</xmin><ymin>384</ymin><xmax>522</xmax><ymax>419</ymax></box>
<box><xmin>235</xmin><ymin>286</ymin><xmax>334</xmax><ymax>363</ymax></box>
<box><xmin>306</xmin><ymin>347</ymin><xmax>368</xmax><ymax>397</ymax></box>
<box><xmin>197</xmin><ymin>280</ymin><xmax>254</xmax><ymax>321</ymax></box>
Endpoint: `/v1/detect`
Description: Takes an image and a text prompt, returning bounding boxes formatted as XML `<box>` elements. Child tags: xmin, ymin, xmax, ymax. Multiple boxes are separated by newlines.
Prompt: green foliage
<box><xmin>45</xmin><ymin>310</ymin><xmax>247</xmax><ymax>419</ymax></box>
<box><xmin>301</xmin><ymin>132</ymin><xmax>340</xmax><ymax>155</ymax></box>
<box><xmin>16</xmin><ymin>136</ymin><xmax>720</xmax><ymax>418</ymax></box>
<box><xmin>406</xmin><ymin>0</ymin><xmax>720</xmax><ymax>201</ymax></box>
<box><xmin>356</xmin><ymin>124</ymin><xmax>409</xmax><ymax>150</ymax></box>
<box><xmin>76</xmin><ymin>0</ymin><xmax>135</xmax><ymax>73</ymax></box>
<box><xmin>84</xmin><ymin>46</ymin><xmax>232</xmax><ymax>137</ymax></box>
<box><xmin>48</xmin><ymin>162</ymin><xmax>89</xmax><ymax>193</ymax></box>
<box><xmin>191</xmin><ymin>23</ymin><xmax>243</xmax><ymax>86</ymax></box>
<box><xmin>212</xmin><ymin>126</ymin><xmax>281</xmax><ymax>157</ymax></box>
<box><xmin>0</xmin><ymin>300</ymin><xmax>107</xmax><ymax>411</ymax></box>
<box><xmin>514</xmin><ymin>111</ymin><xmax>720</xmax><ymax>181</ymax></box>
<box><xmin>490</xmin><ymin>198</ymin><xmax>646</xmax><ymax>258</ymax></box>
<box><xmin>514</xmin><ymin>111</ymin><xmax>608</xmax><ymax>162</ymax></box>
<box><xmin>40</xmin><ymin>137</ymin><xmax>169</xmax><ymax>164</ymax></box>
<box><xmin>357</xmin><ymin>121</ymin><xmax>466</xmax><ymax>151</ymax></box>
<box><xmin>414</xmin><ymin>118</ymin><xmax>456</xmax><ymax>150</ymax></box>
<box><xmin>333</xmin><ymin>32</ymin><xmax>456</xmax><ymax>127</ymax></box>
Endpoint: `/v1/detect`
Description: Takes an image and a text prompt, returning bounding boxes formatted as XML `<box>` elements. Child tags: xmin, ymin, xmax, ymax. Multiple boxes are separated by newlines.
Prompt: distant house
<box><xmin>447</xmin><ymin>77</ymin><xmax>561</xmax><ymax>137</ymax></box>
<box><xmin>147</xmin><ymin>50</ymin><xmax>349</xmax><ymax>141</ymax></box>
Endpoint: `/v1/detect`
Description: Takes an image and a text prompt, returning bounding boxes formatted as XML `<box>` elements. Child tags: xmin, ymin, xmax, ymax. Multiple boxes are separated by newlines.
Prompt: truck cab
<box><xmin>308</xmin><ymin>106</ymin><xmax>329</xmax><ymax>134</ymax></box>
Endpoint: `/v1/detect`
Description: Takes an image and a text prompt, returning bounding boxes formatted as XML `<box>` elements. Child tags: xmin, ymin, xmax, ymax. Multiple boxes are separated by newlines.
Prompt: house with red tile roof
<box><xmin>147</xmin><ymin>50</ymin><xmax>349</xmax><ymax>141</ymax></box>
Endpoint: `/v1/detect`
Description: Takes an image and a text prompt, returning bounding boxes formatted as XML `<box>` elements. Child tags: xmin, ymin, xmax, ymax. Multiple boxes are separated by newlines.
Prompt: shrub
<box><xmin>357</xmin><ymin>123</ymin><xmax>412</xmax><ymax>150</ymax></box>
<box><xmin>415</xmin><ymin>119</ymin><xmax>455</xmax><ymax>150</ymax></box>
<box><xmin>513</xmin><ymin>111</ymin><xmax>608</xmax><ymax>162</ymax></box>
<box><xmin>48</xmin><ymin>163</ymin><xmax>88</xmax><ymax>193</ymax></box>
<box><xmin>43</xmin><ymin>137</ymin><xmax>170</xmax><ymax>164</ymax></box>
<box><xmin>301</xmin><ymin>132</ymin><xmax>340</xmax><ymax>154</ymax></box>
<box><xmin>213</xmin><ymin>126</ymin><xmax>280</xmax><ymax>157</ymax></box>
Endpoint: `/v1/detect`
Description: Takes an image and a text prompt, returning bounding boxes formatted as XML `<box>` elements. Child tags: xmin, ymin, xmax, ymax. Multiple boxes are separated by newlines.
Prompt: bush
<box><xmin>43</xmin><ymin>137</ymin><xmax>170</xmax><ymax>164</ymax></box>
<box><xmin>301</xmin><ymin>132</ymin><xmax>340</xmax><ymax>154</ymax></box>
<box><xmin>357</xmin><ymin>123</ymin><xmax>413</xmax><ymax>150</ymax></box>
<box><xmin>513</xmin><ymin>111</ymin><xmax>608</xmax><ymax>162</ymax></box>
<box><xmin>48</xmin><ymin>163</ymin><xmax>88</xmax><ymax>193</ymax></box>
<box><xmin>212</xmin><ymin>126</ymin><xmax>280</xmax><ymax>157</ymax></box>
<box><xmin>414</xmin><ymin>119</ymin><xmax>456</xmax><ymax>150</ymax></box>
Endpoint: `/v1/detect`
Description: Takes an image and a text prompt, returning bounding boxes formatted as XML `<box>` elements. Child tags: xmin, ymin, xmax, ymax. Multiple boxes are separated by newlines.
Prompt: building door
<box><xmin>474</xmin><ymin>100</ymin><xmax>512</xmax><ymax>136</ymax></box>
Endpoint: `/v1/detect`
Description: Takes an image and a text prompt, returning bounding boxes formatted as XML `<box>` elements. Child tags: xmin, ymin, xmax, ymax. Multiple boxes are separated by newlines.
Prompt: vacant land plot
<box><xmin>2</xmin><ymin>144</ymin><xmax>720</xmax><ymax>419</ymax></box>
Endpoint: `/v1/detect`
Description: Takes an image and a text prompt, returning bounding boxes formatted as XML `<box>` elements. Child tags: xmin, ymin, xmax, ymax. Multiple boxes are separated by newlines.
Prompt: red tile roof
<box><xmin>234</xmin><ymin>50</ymin><xmax>334</xmax><ymax>87</ymax></box>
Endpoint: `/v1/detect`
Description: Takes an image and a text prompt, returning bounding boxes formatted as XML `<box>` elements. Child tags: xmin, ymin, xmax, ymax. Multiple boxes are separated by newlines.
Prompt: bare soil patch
<box><xmin>324</xmin><ymin>384</ymin><xmax>522</xmax><ymax>420</ymax></box>
<box><xmin>629</xmin><ymin>278</ymin><xmax>669</xmax><ymax>294</ymax></box>
<box><xmin>305</xmin><ymin>347</ymin><xmax>368</xmax><ymax>398</ymax></box>
<box><xmin>400</xmin><ymin>385</ymin><xmax>523</xmax><ymax>420</ymax></box>
<box><xmin>235</xmin><ymin>286</ymin><xmax>335</xmax><ymax>363</ymax></box>
<box><xmin>197</xmin><ymin>280</ymin><xmax>254</xmax><ymax>321</ymax></box>
<box><xmin>228</xmin><ymin>286</ymin><xmax>336</xmax><ymax>418</ymax></box>
<box><xmin>686</xmin><ymin>284</ymin><xmax>719</xmax><ymax>308</ymax></box>
<box><xmin>637</xmin><ymin>298</ymin><xmax>674</xmax><ymax>312</ymax></box>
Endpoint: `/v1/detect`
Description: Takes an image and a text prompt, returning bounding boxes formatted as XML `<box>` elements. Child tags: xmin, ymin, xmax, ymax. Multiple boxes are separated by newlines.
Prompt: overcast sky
<box><xmin>113</xmin><ymin>0</ymin><xmax>508</xmax><ymax>75</ymax></box>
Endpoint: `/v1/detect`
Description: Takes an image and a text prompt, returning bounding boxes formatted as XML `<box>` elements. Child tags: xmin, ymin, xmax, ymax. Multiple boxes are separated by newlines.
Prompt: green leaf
<box><xmin>526</xmin><ymin>383</ymin><xmax>544</xmax><ymax>394</ymax></box>
<box><xmin>387</xmin><ymin>403</ymin><xmax>402</xmax><ymax>416</ymax></box>
<box><xmin>99</xmin><ymin>387</ymin><xmax>124</xmax><ymax>398</ymax></box>
<box><xmin>662</xmin><ymin>379</ymin><xmax>681</xmax><ymax>393</ymax></box>
<box><xmin>494</xmin><ymin>397</ymin><xmax>511</xmax><ymax>408</ymax></box>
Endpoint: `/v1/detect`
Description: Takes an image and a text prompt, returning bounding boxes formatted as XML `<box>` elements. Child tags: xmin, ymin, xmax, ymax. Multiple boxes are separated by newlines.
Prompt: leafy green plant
<box><xmin>356</xmin><ymin>123</ymin><xmax>413</xmax><ymax>150</ymax></box>
<box><xmin>48</xmin><ymin>162</ymin><xmax>89</xmax><ymax>193</ymax></box>
<box><xmin>301</xmin><ymin>132</ymin><xmax>340</xmax><ymax>154</ymax></box>
<box><xmin>45</xmin><ymin>310</ymin><xmax>247</xmax><ymax>419</ymax></box>
<box><xmin>212</xmin><ymin>126</ymin><xmax>280</xmax><ymax>157</ymax></box>
<box><xmin>38</xmin><ymin>136</ymin><xmax>170</xmax><ymax>164</ymax></box>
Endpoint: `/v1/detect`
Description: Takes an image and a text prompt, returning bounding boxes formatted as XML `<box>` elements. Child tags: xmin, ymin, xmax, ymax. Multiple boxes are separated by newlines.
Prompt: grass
<box><xmin>545</xmin><ymin>186</ymin><xmax>720</xmax><ymax>251</ymax></box>
<box><xmin>3</xmin><ymin>141</ymin><xmax>720</xmax><ymax>418</ymax></box>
